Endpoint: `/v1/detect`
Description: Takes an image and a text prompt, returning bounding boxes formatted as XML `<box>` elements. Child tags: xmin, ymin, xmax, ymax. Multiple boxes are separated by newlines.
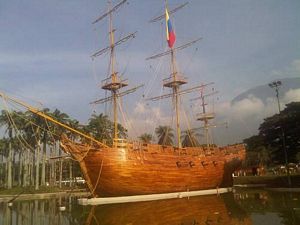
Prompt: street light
<box><xmin>268</xmin><ymin>80</ymin><xmax>291</xmax><ymax>186</ymax></box>
<box><xmin>268</xmin><ymin>80</ymin><xmax>282</xmax><ymax>113</ymax></box>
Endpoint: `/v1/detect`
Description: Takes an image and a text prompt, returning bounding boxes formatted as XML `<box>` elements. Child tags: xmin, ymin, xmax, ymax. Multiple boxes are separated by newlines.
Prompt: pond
<box><xmin>0</xmin><ymin>188</ymin><xmax>299</xmax><ymax>225</ymax></box>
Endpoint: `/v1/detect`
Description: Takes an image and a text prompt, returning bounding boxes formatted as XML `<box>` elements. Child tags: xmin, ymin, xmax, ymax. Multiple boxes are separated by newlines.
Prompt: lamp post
<box><xmin>268</xmin><ymin>80</ymin><xmax>291</xmax><ymax>186</ymax></box>
<box><xmin>268</xmin><ymin>81</ymin><xmax>282</xmax><ymax>113</ymax></box>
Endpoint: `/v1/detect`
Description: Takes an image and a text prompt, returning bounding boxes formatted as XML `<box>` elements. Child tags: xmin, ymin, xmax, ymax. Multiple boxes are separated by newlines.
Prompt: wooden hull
<box><xmin>61</xmin><ymin>137</ymin><xmax>245</xmax><ymax>197</ymax></box>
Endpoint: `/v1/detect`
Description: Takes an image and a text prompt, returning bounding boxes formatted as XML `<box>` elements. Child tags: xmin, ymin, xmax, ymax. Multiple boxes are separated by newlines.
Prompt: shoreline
<box><xmin>233</xmin><ymin>174</ymin><xmax>300</xmax><ymax>188</ymax></box>
<box><xmin>0</xmin><ymin>190</ymin><xmax>90</xmax><ymax>202</ymax></box>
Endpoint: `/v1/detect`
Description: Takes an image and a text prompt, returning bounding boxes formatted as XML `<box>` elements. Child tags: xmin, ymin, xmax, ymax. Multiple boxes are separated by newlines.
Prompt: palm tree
<box><xmin>87</xmin><ymin>113</ymin><xmax>113</xmax><ymax>143</ymax></box>
<box><xmin>22</xmin><ymin>110</ymin><xmax>38</xmax><ymax>187</ymax></box>
<box><xmin>138</xmin><ymin>133</ymin><xmax>153</xmax><ymax>144</ymax></box>
<box><xmin>66</xmin><ymin>118</ymin><xmax>81</xmax><ymax>187</ymax></box>
<box><xmin>181</xmin><ymin>129</ymin><xmax>201</xmax><ymax>147</ymax></box>
<box><xmin>0</xmin><ymin>138</ymin><xmax>7</xmax><ymax>187</ymax></box>
<box><xmin>10</xmin><ymin>111</ymin><xmax>28</xmax><ymax>187</ymax></box>
<box><xmin>25</xmin><ymin>114</ymin><xmax>42</xmax><ymax>190</ymax></box>
<box><xmin>51</xmin><ymin>109</ymin><xmax>70</xmax><ymax>188</ymax></box>
<box><xmin>23</xmin><ymin>108</ymin><xmax>54</xmax><ymax>189</ymax></box>
<box><xmin>155</xmin><ymin>126</ymin><xmax>174</xmax><ymax>146</ymax></box>
<box><xmin>0</xmin><ymin>110</ymin><xmax>15</xmax><ymax>189</ymax></box>
<box><xmin>86</xmin><ymin>113</ymin><xmax>128</xmax><ymax>145</ymax></box>
<box><xmin>117</xmin><ymin>123</ymin><xmax>128</xmax><ymax>139</ymax></box>
<box><xmin>39</xmin><ymin>108</ymin><xmax>51</xmax><ymax>187</ymax></box>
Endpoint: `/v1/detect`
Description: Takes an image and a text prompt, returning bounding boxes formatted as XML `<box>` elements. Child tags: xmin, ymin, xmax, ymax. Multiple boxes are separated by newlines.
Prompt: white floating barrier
<box><xmin>78</xmin><ymin>187</ymin><xmax>232</xmax><ymax>205</ymax></box>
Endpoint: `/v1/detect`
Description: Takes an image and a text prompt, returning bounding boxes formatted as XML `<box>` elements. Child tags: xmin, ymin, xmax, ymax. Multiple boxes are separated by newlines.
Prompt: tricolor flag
<box><xmin>165</xmin><ymin>8</ymin><xmax>176</xmax><ymax>48</ymax></box>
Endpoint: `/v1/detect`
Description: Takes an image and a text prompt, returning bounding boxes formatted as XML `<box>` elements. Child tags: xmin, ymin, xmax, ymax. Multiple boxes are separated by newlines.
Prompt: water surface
<box><xmin>0</xmin><ymin>188</ymin><xmax>299</xmax><ymax>225</ymax></box>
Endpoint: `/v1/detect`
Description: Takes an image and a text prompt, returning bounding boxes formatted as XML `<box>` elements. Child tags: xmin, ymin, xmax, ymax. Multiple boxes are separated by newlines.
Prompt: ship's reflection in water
<box><xmin>84</xmin><ymin>194</ymin><xmax>250</xmax><ymax>225</ymax></box>
<box><xmin>1</xmin><ymin>189</ymin><xmax>300</xmax><ymax>225</ymax></box>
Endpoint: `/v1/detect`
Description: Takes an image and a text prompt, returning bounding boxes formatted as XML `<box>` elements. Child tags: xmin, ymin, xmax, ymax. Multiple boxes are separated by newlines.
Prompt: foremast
<box><xmin>91</xmin><ymin>0</ymin><xmax>138</xmax><ymax>143</ymax></box>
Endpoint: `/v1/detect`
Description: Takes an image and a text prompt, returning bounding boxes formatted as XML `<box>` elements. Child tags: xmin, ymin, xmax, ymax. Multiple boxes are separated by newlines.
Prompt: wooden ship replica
<box><xmin>0</xmin><ymin>0</ymin><xmax>246</xmax><ymax>198</ymax></box>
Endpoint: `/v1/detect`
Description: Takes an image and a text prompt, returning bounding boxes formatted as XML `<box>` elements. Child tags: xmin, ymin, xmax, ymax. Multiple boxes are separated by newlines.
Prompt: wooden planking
<box><xmin>61</xmin><ymin>137</ymin><xmax>246</xmax><ymax>197</ymax></box>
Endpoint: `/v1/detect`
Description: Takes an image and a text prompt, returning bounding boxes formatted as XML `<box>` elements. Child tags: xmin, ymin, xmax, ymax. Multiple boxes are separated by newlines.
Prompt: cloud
<box><xmin>270</xmin><ymin>59</ymin><xmax>300</xmax><ymax>79</ymax></box>
<box><xmin>126</xmin><ymin>86</ymin><xmax>300</xmax><ymax>145</ymax></box>
<box><xmin>126</xmin><ymin>101</ymin><xmax>175</xmax><ymax>140</ymax></box>
<box><xmin>231</xmin><ymin>95</ymin><xmax>265</xmax><ymax>118</ymax></box>
<box><xmin>213</xmin><ymin>88</ymin><xmax>300</xmax><ymax>145</ymax></box>
<box><xmin>283</xmin><ymin>88</ymin><xmax>300</xmax><ymax>103</ymax></box>
<box><xmin>291</xmin><ymin>59</ymin><xmax>300</xmax><ymax>72</ymax></box>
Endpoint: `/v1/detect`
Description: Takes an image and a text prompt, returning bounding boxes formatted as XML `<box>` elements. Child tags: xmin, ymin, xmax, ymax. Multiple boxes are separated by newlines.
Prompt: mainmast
<box><xmin>167</xmin><ymin>48</ymin><xmax>186</xmax><ymax>148</ymax></box>
<box><xmin>91</xmin><ymin>0</ymin><xmax>139</xmax><ymax>142</ymax></box>
<box><xmin>166</xmin><ymin>1</ymin><xmax>183</xmax><ymax>148</ymax></box>
<box><xmin>147</xmin><ymin>2</ymin><xmax>202</xmax><ymax>148</ymax></box>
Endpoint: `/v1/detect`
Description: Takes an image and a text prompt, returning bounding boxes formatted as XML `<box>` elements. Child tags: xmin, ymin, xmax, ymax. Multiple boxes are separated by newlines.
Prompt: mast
<box><xmin>170</xmin><ymin>49</ymin><xmax>183</xmax><ymax>148</ymax></box>
<box><xmin>191</xmin><ymin>87</ymin><xmax>218</xmax><ymax>147</ymax></box>
<box><xmin>108</xmin><ymin>0</ymin><xmax>118</xmax><ymax>140</ymax></box>
<box><xmin>167</xmin><ymin>1</ymin><xmax>181</xmax><ymax>148</ymax></box>
<box><xmin>147</xmin><ymin>2</ymin><xmax>202</xmax><ymax>148</ymax></box>
<box><xmin>91</xmin><ymin>0</ymin><xmax>139</xmax><ymax>143</ymax></box>
<box><xmin>200</xmin><ymin>89</ymin><xmax>211</xmax><ymax>147</ymax></box>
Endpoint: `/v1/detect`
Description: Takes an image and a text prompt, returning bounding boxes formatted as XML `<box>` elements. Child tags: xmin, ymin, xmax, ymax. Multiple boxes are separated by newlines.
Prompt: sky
<box><xmin>0</xmin><ymin>0</ymin><xmax>300</xmax><ymax>145</ymax></box>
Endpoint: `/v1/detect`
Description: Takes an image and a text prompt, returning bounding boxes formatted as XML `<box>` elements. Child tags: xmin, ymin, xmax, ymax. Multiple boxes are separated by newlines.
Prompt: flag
<box><xmin>165</xmin><ymin>8</ymin><xmax>176</xmax><ymax>48</ymax></box>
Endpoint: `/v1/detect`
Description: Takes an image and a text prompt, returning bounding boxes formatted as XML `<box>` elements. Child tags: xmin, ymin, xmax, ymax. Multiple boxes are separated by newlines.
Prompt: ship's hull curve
<box><xmin>61</xmin><ymin>137</ymin><xmax>245</xmax><ymax>197</ymax></box>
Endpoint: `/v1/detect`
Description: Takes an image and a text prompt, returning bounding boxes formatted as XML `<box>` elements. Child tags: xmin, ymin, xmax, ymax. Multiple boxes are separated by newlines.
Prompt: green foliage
<box><xmin>0</xmin><ymin>108</ymin><xmax>127</xmax><ymax>190</ymax></box>
<box><xmin>181</xmin><ymin>129</ymin><xmax>200</xmax><ymax>147</ymax></box>
<box><xmin>138</xmin><ymin>133</ymin><xmax>153</xmax><ymax>143</ymax></box>
<box><xmin>86</xmin><ymin>113</ymin><xmax>127</xmax><ymax>145</ymax></box>
<box><xmin>296</xmin><ymin>152</ymin><xmax>300</xmax><ymax>163</ymax></box>
<box><xmin>244</xmin><ymin>102</ymin><xmax>300</xmax><ymax>165</ymax></box>
<box><xmin>155</xmin><ymin>126</ymin><xmax>174</xmax><ymax>145</ymax></box>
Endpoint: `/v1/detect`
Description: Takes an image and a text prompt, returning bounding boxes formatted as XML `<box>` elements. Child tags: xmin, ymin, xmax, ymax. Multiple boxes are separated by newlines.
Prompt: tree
<box><xmin>138</xmin><ymin>133</ymin><xmax>153</xmax><ymax>144</ymax></box>
<box><xmin>86</xmin><ymin>113</ymin><xmax>127</xmax><ymax>145</ymax></box>
<box><xmin>0</xmin><ymin>110</ymin><xmax>15</xmax><ymax>189</ymax></box>
<box><xmin>86</xmin><ymin>113</ymin><xmax>113</xmax><ymax>143</ymax></box>
<box><xmin>296</xmin><ymin>152</ymin><xmax>300</xmax><ymax>163</ymax></box>
<box><xmin>259</xmin><ymin>102</ymin><xmax>300</xmax><ymax>163</ymax></box>
<box><xmin>51</xmin><ymin>109</ymin><xmax>70</xmax><ymax>188</ymax></box>
<box><xmin>155</xmin><ymin>126</ymin><xmax>174</xmax><ymax>145</ymax></box>
<box><xmin>9</xmin><ymin>111</ymin><xmax>28</xmax><ymax>187</ymax></box>
<box><xmin>0</xmin><ymin>138</ymin><xmax>7</xmax><ymax>187</ymax></box>
<box><xmin>65</xmin><ymin>119</ymin><xmax>81</xmax><ymax>187</ymax></box>
<box><xmin>25</xmin><ymin>113</ymin><xmax>42</xmax><ymax>190</ymax></box>
<box><xmin>244</xmin><ymin>102</ymin><xmax>300</xmax><ymax>165</ymax></box>
<box><xmin>181</xmin><ymin>129</ymin><xmax>200</xmax><ymax>147</ymax></box>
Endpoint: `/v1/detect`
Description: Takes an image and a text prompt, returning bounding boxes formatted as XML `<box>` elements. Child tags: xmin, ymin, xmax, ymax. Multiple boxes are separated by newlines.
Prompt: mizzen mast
<box><xmin>191</xmin><ymin>87</ymin><xmax>217</xmax><ymax>147</ymax></box>
<box><xmin>91</xmin><ymin>0</ymin><xmax>137</xmax><ymax>141</ymax></box>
